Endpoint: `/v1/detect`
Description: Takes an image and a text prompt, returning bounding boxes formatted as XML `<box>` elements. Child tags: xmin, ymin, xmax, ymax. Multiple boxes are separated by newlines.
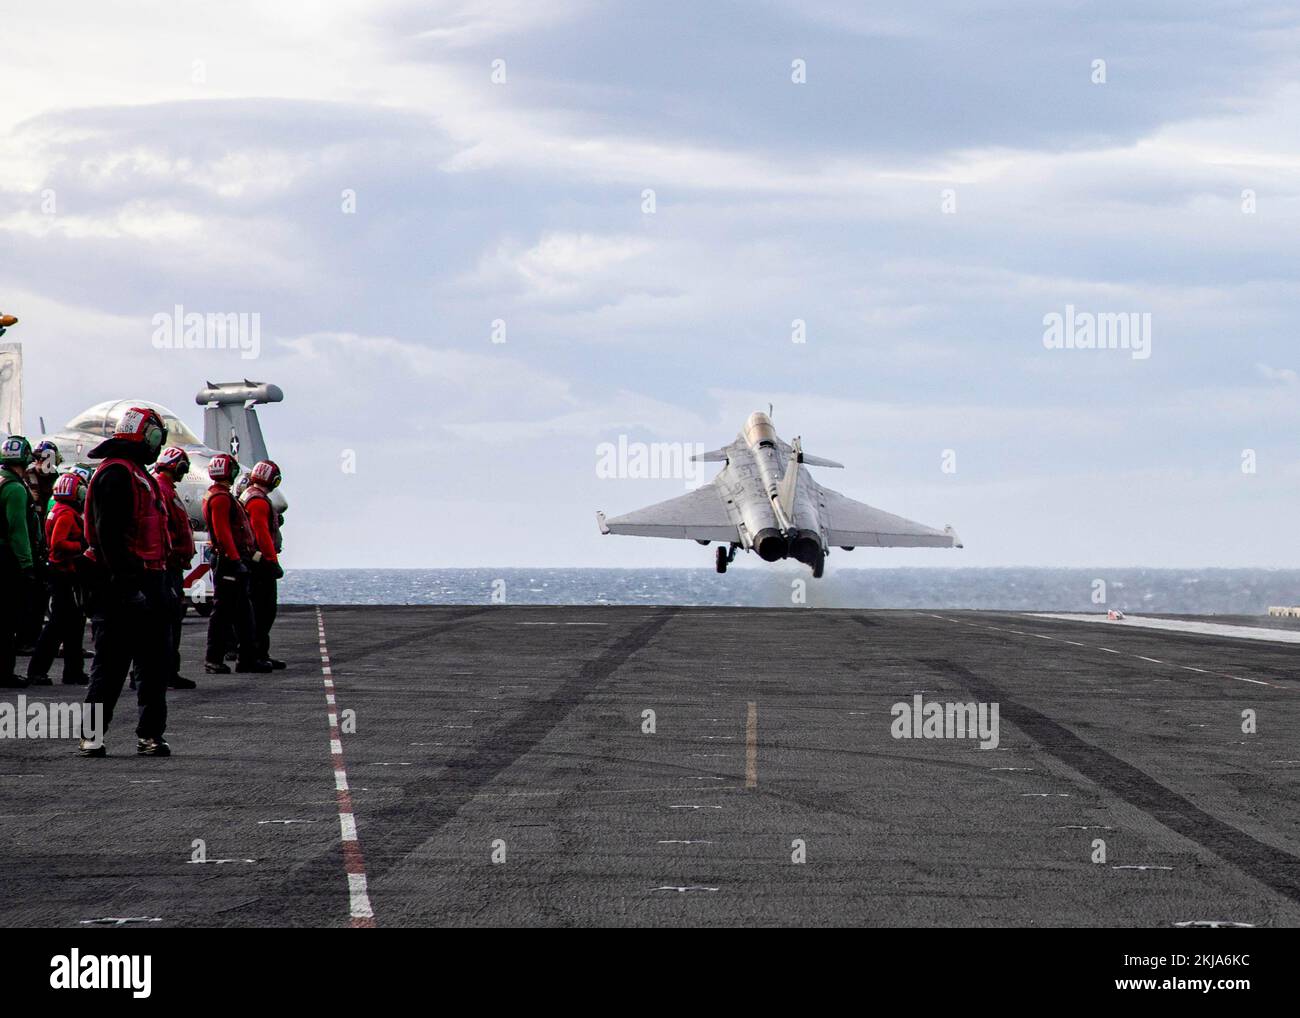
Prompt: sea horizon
<box><xmin>277</xmin><ymin>566</ymin><xmax>1300</xmax><ymax>613</ymax></box>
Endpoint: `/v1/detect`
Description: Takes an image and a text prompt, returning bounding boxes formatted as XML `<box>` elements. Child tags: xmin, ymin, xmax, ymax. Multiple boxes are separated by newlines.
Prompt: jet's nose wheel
<box><xmin>715</xmin><ymin>545</ymin><xmax>729</xmax><ymax>573</ymax></box>
<box><xmin>812</xmin><ymin>550</ymin><xmax>825</xmax><ymax>579</ymax></box>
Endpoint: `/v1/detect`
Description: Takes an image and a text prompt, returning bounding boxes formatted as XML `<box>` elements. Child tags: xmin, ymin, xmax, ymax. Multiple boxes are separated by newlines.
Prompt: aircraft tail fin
<box><xmin>196</xmin><ymin>380</ymin><xmax>283</xmax><ymax>465</ymax></box>
<box><xmin>778</xmin><ymin>437</ymin><xmax>801</xmax><ymax>520</ymax></box>
<box><xmin>0</xmin><ymin>342</ymin><xmax>23</xmax><ymax>438</ymax></box>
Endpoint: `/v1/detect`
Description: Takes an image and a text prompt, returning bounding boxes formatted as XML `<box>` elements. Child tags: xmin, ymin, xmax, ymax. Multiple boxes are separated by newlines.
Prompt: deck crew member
<box><xmin>19</xmin><ymin>441</ymin><xmax>58</xmax><ymax>650</ymax></box>
<box><xmin>81</xmin><ymin>407</ymin><xmax>174</xmax><ymax>757</ymax></box>
<box><xmin>27</xmin><ymin>471</ymin><xmax>90</xmax><ymax>686</ymax></box>
<box><xmin>0</xmin><ymin>436</ymin><xmax>39</xmax><ymax>688</ymax></box>
<box><xmin>241</xmin><ymin>460</ymin><xmax>285</xmax><ymax>669</ymax></box>
<box><xmin>153</xmin><ymin>447</ymin><xmax>197</xmax><ymax>689</ymax></box>
<box><xmin>202</xmin><ymin>453</ymin><xmax>269</xmax><ymax>674</ymax></box>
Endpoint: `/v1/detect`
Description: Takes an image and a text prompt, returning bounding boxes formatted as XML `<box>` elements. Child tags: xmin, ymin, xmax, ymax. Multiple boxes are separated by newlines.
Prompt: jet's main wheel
<box><xmin>812</xmin><ymin>552</ymin><xmax>825</xmax><ymax>579</ymax></box>
<box><xmin>715</xmin><ymin>546</ymin><xmax>728</xmax><ymax>574</ymax></box>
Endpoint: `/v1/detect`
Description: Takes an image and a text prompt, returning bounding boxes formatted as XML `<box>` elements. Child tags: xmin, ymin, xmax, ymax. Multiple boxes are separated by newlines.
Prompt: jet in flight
<box><xmin>597</xmin><ymin>411</ymin><xmax>961</xmax><ymax>576</ymax></box>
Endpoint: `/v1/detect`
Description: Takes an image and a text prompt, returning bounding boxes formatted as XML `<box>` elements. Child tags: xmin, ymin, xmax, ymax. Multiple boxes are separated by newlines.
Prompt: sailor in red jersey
<box><xmin>202</xmin><ymin>453</ymin><xmax>269</xmax><ymax>673</ymax></box>
<box><xmin>27</xmin><ymin>470</ymin><xmax>89</xmax><ymax>686</ymax></box>
<box><xmin>153</xmin><ymin>446</ymin><xmax>197</xmax><ymax>690</ymax></box>
<box><xmin>241</xmin><ymin>459</ymin><xmax>285</xmax><ymax>669</ymax></box>
<box><xmin>81</xmin><ymin>407</ymin><xmax>174</xmax><ymax>757</ymax></box>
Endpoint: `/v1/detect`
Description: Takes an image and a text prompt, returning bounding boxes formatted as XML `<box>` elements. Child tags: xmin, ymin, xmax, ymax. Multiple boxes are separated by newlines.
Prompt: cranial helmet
<box><xmin>250</xmin><ymin>459</ymin><xmax>281</xmax><ymax>489</ymax></box>
<box><xmin>207</xmin><ymin>452</ymin><xmax>240</xmax><ymax>483</ymax></box>
<box><xmin>156</xmin><ymin>445</ymin><xmax>191</xmax><ymax>479</ymax></box>
<box><xmin>53</xmin><ymin>471</ymin><xmax>85</xmax><ymax>505</ymax></box>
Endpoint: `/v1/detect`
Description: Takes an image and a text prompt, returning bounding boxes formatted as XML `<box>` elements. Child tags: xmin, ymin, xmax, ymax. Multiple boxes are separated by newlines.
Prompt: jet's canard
<box><xmin>597</xmin><ymin>411</ymin><xmax>961</xmax><ymax>577</ymax></box>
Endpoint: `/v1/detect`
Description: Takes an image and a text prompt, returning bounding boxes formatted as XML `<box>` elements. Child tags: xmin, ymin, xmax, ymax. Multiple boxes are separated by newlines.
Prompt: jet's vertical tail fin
<box><xmin>777</xmin><ymin>436</ymin><xmax>801</xmax><ymax>521</ymax></box>
<box><xmin>196</xmin><ymin>381</ymin><xmax>283</xmax><ymax>465</ymax></box>
<box><xmin>0</xmin><ymin>342</ymin><xmax>23</xmax><ymax>438</ymax></box>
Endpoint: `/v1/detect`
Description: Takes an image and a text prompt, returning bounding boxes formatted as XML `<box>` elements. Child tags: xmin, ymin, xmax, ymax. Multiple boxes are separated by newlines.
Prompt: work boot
<box><xmin>61</xmin><ymin>673</ymin><xmax>89</xmax><ymax>686</ymax></box>
<box><xmin>0</xmin><ymin>674</ymin><xmax>29</xmax><ymax>688</ymax></box>
<box><xmin>235</xmin><ymin>659</ymin><xmax>273</xmax><ymax>674</ymax></box>
<box><xmin>27</xmin><ymin>673</ymin><xmax>52</xmax><ymax>686</ymax></box>
<box><xmin>136</xmin><ymin>737</ymin><xmax>171</xmax><ymax>757</ymax></box>
<box><xmin>204</xmin><ymin>660</ymin><xmax>231</xmax><ymax>675</ymax></box>
<box><xmin>169</xmin><ymin>675</ymin><xmax>197</xmax><ymax>690</ymax></box>
<box><xmin>267</xmin><ymin>658</ymin><xmax>287</xmax><ymax>670</ymax></box>
<box><xmin>78</xmin><ymin>738</ymin><xmax>106</xmax><ymax>758</ymax></box>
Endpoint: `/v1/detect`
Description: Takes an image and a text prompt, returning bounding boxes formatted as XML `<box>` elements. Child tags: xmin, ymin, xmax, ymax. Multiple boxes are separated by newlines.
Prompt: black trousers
<box><xmin>28</xmin><ymin>572</ymin><xmax>85</xmax><ymax>680</ymax></box>
<box><xmin>20</xmin><ymin>563</ymin><xmax>48</xmax><ymax>648</ymax></box>
<box><xmin>206</xmin><ymin>559</ymin><xmax>256</xmax><ymax>665</ymax></box>
<box><xmin>164</xmin><ymin>567</ymin><xmax>186</xmax><ymax>679</ymax></box>
<box><xmin>84</xmin><ymin>570</ymin><xmax>170</xmax><ymax>741</ymax></box>
<box><xmin>249</xmin><ymin>568</ymin><xmax>278</xmax><ymax>661</ymax></box>
<box><xmin>0</xmin><ymin>553</ymin><xmax>33</xmax><ymax>679</ymax></box>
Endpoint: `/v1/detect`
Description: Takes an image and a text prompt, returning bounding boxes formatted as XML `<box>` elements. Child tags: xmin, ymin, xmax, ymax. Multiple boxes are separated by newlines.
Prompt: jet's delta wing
<box><xmin>816</xmin><ymin>483</ymin><xmax>962</xmax><ymax>549</ymax></box>
<box><xmin>597</xmin><ymin>480</ymin><xmax>738</xmax><ymax>542</ymax></box>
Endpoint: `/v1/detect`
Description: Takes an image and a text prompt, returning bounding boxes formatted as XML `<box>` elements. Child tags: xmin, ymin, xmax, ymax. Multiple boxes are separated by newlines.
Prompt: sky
<box><xmin>1</xmin><ymin>1</ymin><xmax>1297</xmax><ymax>569</ymax></box>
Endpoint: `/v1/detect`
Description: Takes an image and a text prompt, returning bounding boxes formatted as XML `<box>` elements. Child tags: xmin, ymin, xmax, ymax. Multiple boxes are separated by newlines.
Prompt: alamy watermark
<box><xmin>151</xmin><ymin>304</ymin><xmax>260</xmax><ymax>360</ymax></box>
<box><xmin>0</xmin><ymin>697</ymin><xmax>103</xmax><ymax>745</ymax></box>
<box><xmin>890</xmin><ymin>694</ymin><xmax>1000</xmax><ymax>749</ymax></box>
<box><xmin>50</xmin><ymin>949</ymin><xmax>151</xmax><ymax>998</ymax></box>
<box><xmin>596</xmin><ymin>436</ymin><xmax>706</xmax><ymax>489</ymax></box>
<box><xmin>1042</xmin><ymin>304</ymin><xmax>1151</xmax><ymax>360</ymax></box>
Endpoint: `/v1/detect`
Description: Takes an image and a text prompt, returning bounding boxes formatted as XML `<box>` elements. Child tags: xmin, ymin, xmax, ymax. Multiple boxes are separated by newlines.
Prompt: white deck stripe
<box><xmin>347</xmin><ymin>874</ymin><xmax>374</xmax><ymax>919</ymax></box>
<box><xmin>1028</xmin><ymin>612</ymin><xmax>1300</xmax><ymax>645</ymax></box>
<box><xmin>927</xmin><ymin>613</ymin><xmax>1283</xmax><ymax>690</ymax></box>
<box><xmin>315</xmin><ymin>608</ymin><xmax>375</xmax><ymax>927</ymax></box>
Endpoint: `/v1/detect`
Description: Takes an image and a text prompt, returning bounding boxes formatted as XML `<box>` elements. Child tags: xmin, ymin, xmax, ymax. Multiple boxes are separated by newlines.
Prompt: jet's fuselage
<box><xmin>716</xmin><ymin>412</ymin><xmax>825</xmax><ymax>566</ymax></box>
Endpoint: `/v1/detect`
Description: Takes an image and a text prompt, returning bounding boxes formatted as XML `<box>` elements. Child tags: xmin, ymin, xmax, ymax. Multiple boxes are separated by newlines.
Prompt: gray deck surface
<box><xmin>2</xmin><ymin>605</ymin><xmax>1297</xmax><ymax>927</ymax></box>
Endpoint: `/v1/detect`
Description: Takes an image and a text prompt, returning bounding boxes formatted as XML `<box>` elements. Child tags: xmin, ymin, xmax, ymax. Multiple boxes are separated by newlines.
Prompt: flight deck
<box><xmin>2</xmin><ymin>605</ymin><xmax>1297</xmax><ymax>927</ymax></box>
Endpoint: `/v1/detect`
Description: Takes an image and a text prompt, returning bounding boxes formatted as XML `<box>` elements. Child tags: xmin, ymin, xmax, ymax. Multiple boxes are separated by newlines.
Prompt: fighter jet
<box><xmin>597</xmin><ymin>410</ymin><xmax>961</xmax><ymax>577</ymax></box>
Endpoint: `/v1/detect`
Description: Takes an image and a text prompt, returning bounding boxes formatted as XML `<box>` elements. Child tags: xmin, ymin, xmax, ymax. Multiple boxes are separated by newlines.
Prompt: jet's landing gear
<box><xmin>715</xmin><ymin>544</ymin><xmax>737</xmax><ymax>574</ymax></box>
<box><xmin>812</xmin><ymin>549</ymin><xmax>825</xmax><ymax>579</ymax></box>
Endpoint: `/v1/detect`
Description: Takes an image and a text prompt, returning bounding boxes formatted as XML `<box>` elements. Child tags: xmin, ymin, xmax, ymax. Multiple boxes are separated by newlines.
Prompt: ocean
<box><xmin>279</xmin><ymin>567</ymin><xmax>1300</xmax><ymax>614</ymax></box>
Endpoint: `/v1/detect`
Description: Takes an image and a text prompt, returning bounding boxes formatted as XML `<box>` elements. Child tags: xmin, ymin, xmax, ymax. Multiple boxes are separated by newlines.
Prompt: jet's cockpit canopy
<box><xmin>743</xmin><ymin>410</ymin><xmax>779</xmax><ymax>449</ymax></box>
<box><xmin>65</xmin><ymin>399</ymin><xmax>203</xmax><ymax>447</ymax></box>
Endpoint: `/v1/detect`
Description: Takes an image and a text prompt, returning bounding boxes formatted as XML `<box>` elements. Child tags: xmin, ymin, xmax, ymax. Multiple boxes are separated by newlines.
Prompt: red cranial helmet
<box><xmin>96</xmin><ymin>406</ymin><xmax>168</xmax><ymax>464</ymax></box>
<box><xmin>250</xmin><ymin>459</ymin><xmax>281</xmax><ymax>488</ymax></box>
<box><xmin>207</xmin><ymin>453</ymin><xmax>240</xmax><ymax>483</ymax></box>
<box><xmin>115</xmin><ymin>406</ymin><xmax>167</xmax><ymax>445</ymax></box>
<box><xmin>53</xmin><ymin>471</ymin><xmax>85</xmax><ymax>504</ymax></box>
<box><xmin>156</xmin><ymin>445</ymin><xmax>191</xmax><ymax>479</ymax></box>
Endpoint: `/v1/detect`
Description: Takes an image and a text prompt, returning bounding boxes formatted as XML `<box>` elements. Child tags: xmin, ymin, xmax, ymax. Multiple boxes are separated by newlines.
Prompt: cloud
<box><xmin>1256</xmin><ymin>362</ymin><xmax>1298</xmax><ymax>384</ymax></box>
<box><xmin>463</xmin><ymin>231</ymin><xmax>654</xmax><ymax>303</ymax></box>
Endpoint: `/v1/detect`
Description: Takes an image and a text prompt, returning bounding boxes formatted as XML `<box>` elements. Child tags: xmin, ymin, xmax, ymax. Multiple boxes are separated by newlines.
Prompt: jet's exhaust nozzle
<box><xmin>789</xmin><ymin>530</ymin><xmax>821</xmax><ymax>567</ymax></box>
<box><xmin>753</xmin><ymin>528</ymin><xmax>788</xmax><ymax>562</ymax></box>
